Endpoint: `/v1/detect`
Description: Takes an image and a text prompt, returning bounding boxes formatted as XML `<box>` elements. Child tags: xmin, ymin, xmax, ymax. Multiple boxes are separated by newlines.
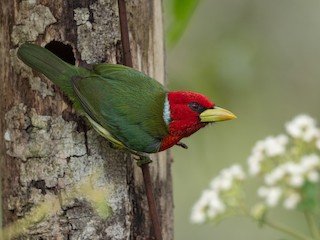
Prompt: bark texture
<box><xmin>0</xmin><ymin>0</ymin><xmax>173</xmax><ymax>239</ymax></box>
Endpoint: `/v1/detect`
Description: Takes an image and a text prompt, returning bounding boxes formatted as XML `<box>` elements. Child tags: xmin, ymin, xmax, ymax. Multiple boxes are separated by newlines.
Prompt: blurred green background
<box><xmin>164</xmin><ymin>0</ymin><xmax>320</xmax><ymax>239</ymax></box>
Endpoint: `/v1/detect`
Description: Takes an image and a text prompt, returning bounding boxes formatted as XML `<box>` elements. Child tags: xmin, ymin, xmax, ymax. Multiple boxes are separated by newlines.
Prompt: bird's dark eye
<box><xmin>188</xmin><ymin>102</ymin><xmax>205</xmax><ymax>113</ymax></box>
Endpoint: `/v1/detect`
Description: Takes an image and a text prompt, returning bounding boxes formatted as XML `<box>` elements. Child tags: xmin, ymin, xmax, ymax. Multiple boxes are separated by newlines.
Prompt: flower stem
<box><xmin>304</xmin><ymin>210</ymin><xmax>320</xmax><ymax>240</ymax></box>
<box><xmin>264</xmin><ymin>219</ymin><xmax>312</xmax><ymax>240</ymax></box>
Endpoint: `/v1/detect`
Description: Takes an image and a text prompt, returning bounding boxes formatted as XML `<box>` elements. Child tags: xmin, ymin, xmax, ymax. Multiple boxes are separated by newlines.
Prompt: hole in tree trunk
<box><xmin>30</xmin><ymin>179</ymin><xmax>47</xmax><ymax>195</ymax></box>
<box><xmin>45</xmin><ymin>41</ymin><xmax>75</xmax><ymax>65</ymax></box>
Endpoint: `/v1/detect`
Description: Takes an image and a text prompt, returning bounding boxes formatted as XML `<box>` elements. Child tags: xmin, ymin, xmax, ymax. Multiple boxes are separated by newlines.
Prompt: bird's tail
<box><xmin>17</xmin><ymin>43</ymin><xmax>88</xmax><ymax>100</ymax></box>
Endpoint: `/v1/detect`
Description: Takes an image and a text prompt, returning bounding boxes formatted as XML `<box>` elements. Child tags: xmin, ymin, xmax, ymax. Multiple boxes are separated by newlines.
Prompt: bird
<box><xmin>17</xmin><ymin>43</ymin><xmax>236</xmax><ymax>156</ymax></box>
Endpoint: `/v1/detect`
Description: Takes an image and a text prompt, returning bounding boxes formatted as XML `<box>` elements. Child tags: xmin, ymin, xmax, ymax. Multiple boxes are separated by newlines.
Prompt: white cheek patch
<box><xmin>163</xmin><ymin>94</ymin><xmax>171</xmax><ymax>126</ymax></box>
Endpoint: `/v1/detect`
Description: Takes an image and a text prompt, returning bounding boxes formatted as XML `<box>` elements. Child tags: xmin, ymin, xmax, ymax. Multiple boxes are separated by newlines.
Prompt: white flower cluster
<box><xmin>259</xmin><ymin>154</ymin><xmax>320</xmax><ymax>209</ymax></box>
<box><xmin>248</xmin><ymin>114</ymin><xmax>320</xmax><ymax>177</ymax></box>
<box><xmin>191</xmin><ymin>114</ymin><xmax>320</xmax><ymax>226</ymax></box>
<box><xmin>190</xmin><ymin>165</ymin><xmax>245</xmax><ymax>224</ymax></box>
<box><xmin>248</xmin><ymin>114</ymin><xmax>320</xmax><ymax>210</ymax></box>
<box><xmin>264</xmin><ymin>154</ymin><xmax>320</xmax><ymax>187</ymax></box>
<box><xmin>257</xmin><ymin>186</ymin><xmax>301</xmax><ymax>210</ymax></box>
<box><xmin>285</xmin><ymin>114</ymin><xmax>320</xmax><ymax>143</ymax></box>
<box><xmin>248</xmin><ymin>134</ymin><xmax>288</xmax><ymax>176</ymax></box>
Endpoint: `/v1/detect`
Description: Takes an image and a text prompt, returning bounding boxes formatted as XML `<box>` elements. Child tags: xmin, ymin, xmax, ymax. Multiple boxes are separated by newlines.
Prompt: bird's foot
<box><xmin>176</xmin><ymin>141</ymin><xmax>188</xmax><ymax>149</ymax></box>
<box><xmin>134</xmin><ymin>154</ymin><xmax>152</xmax><ymax>167</ymax></box>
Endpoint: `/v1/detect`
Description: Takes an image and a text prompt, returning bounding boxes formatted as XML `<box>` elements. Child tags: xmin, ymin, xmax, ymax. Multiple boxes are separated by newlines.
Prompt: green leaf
<box><xmin>298</xmin><ymin>182</ymin><xmax>320</xmax><ymax>211</ymax></box>
<box><xmin>166</xmin><ymin>0</ymin><xmax>200</xmax><ymax>46</ymax></box>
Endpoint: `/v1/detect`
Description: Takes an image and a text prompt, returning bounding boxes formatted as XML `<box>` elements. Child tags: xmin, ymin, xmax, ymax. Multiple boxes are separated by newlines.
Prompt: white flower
<box><xmin>283</xmin><ymin>192</ymin><xmax>301</xmax><ymax>209</ymax></box>
<box><xmin>207</xmin><ymin>196</ymin><xmax>226</xmax><ymax>218</ymax></box>
<box><xmin>264</xmin><ymin>166</ymin><xmax>286</xmax><ymax>185</ymax></box>
<box><xmin>285</xmin><ymin>114</ymin><xmax>320</xmax><ymax>142</ymax></box>
<box><xmin>300</xmin><ymin>154</ymin><xmax>320</xmax><ymax>171</ymax></box>
<box><xmin>190</xmin><ymin>207</ymin><xmax>206</xmax><ymax>224</ymax></box>
<box><xmin>285</xmin><ymin>115</ymin><xmax>316</xmax><ymax>136</ymax></box>
<box><xmin>258</xmin><ymin>186</ymin><xmax>282</xmax><ymax>207</ymax></box>
<box><xmin>263</xmin><ymin>135</ymin><xmax>289</xmax><ymax>157</ymax></box>
<box><xmin>307</xmin><ymin>171</ymin><xmax>319</xmax><ymax>182</ymax></box>
<box><xmin>190</xmin><ymin>190</ymin><xmax>214</xmax><ymax>223</ymax></box>
<box><xmin>191</xmin><ymin>165</ymin><xmax>245</xmax><ymax>223</ymax></box>
<box><xmin>190</xmin><ymin>189</ymin><xmax>225</xmax><ymax>224</ymax></box>
<box><xmin>247</xmin><ymin>135</ymin><xmax>288</xmax><ymax>176</ymax></box>
<box><xmin>299</xmin><ymin>155</ymin><xmax>320</xmax><ymax>183</ymax></box>
<box><xmin>247</xmin><ymin>151</ymin><xmax>263</xmax><ymax>176</ymax></box>
<box><xmin>285</xmin><ymin>162</ymin><xmax>305</xmax><ymax>187</ymax></box>
<box><xmin>266</xmin><ymin>187</ymin><xmax>282</xmax><ymax>207</ymax></box>
<box><xmin>254</xmin><ymin>135</ymin><xmax>288</xmax><ymax>157</ymax></box>
<box><xmin>304</xmin><ymin>128</ymin><xmax>320</xmax><ymax>142</ymax></box>
<box><xmin>210</xmin><ymin>164</ymin><xmax>246</xmax><ymax>191</ymax></box>
<box><xmin>258</xmin><ymin>187</ymin><xmax>301</xmax><ymax>209</ymax></box>
<box><xmin>211</xmin><ymin>176</ymin><xmax>232</xmax><ymax>191</ymax></box>
<box><xmin>289</xmin><ymin>175</ymin><xmax>304</xmax><ymax>187</ymax></box>
<box><xmin>286</xmin><ymin>162</ymin><xmax>303</xmax><ymax>175</ymax></box>
<box><xmin>264</xmin><ymin>155</ymin><xmax>320</xmax><ymax>187</ymax></box>
<box><xmin>229</xmin><ymin>164</ymin><xmax>246</xmax><ymax>180</ymax></box>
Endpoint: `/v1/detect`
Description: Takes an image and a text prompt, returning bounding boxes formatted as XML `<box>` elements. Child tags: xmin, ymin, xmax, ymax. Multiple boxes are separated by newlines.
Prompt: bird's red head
<box><xmin>159</xmin><ymin>91</ymin><xmax>236</xmax><ymax>151</ymax></box>
<box><xmin>167</xmin><ymin>91</ymin><xmax>214</xmax><ymax>136</ymax></box>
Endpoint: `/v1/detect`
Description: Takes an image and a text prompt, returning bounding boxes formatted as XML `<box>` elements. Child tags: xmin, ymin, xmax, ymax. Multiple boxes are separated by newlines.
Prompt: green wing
<box><xmin>72</xmin><ymin>64</ymin><xmax>169</xmax><ymax>153</ymax></box>
<box><xmin>93</xmin><ymin>63</ymin><xmax>131</xmax><ymax>77</ymax></box>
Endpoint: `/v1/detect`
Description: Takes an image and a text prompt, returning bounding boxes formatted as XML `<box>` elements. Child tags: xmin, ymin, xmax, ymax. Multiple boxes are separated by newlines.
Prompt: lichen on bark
<box><xmin>3</xmin><ymin>103</ymin><xmax>130</xmax><ymax>239</ymax></box>
<box><xmin>74</xmin><ymin>1</ymin><xmax>120</xmax><ymax>64</ymax></box>
<box><xmin>10</xmin><ymin>1</ymin><xmax>56</xmax><ymax>98</ymax></box>
<box><xmin>11</xmin><ymin>3</ymin><xmax>56</xmax><ymax>45</ymax></box>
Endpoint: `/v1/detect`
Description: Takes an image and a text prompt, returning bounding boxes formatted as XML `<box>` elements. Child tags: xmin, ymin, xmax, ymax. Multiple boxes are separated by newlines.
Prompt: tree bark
<box><xmin>0</xmin><ymin>0</ymin><xmax>173</xmax><ymax>239</ymax></box>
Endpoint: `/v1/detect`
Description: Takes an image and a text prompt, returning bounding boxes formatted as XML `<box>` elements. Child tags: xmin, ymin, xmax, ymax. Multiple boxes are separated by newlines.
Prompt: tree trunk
<box><xmin>0</xmin><ymin>0</ymin><xmax>173</xmax><ymax>239</ymax></box>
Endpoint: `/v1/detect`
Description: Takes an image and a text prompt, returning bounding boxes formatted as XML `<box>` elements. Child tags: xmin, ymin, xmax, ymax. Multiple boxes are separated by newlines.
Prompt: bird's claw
<box><xmin>176</xmin><ymin>142</ymin><xmax>188</xmax><ymax>149</ymax></box>
<box><xmin>135</xmin><ymin>154</ymin><xmax>152</xmax><ymax>167</ymax></box>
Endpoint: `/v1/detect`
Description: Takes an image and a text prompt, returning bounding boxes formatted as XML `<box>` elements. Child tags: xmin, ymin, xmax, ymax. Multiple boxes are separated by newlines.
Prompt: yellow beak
<box><xmin>199</xmin><ymin>106</ymin><xmax>237</xmax><ymax>123</ymax></box>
